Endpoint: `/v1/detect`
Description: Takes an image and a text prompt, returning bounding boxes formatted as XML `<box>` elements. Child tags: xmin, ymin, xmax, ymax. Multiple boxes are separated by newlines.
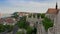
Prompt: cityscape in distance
<box><xmin>0</xmin><ymin>0</ymin><xmax>60</xmax><ymax>34</ymax></box>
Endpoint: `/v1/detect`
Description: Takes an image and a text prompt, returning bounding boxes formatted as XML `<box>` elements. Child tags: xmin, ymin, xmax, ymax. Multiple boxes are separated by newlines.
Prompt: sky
<box><xmin>0</xmin><ymin>0</ymin><xmax>60</xmax><ymax>14</ymax></box>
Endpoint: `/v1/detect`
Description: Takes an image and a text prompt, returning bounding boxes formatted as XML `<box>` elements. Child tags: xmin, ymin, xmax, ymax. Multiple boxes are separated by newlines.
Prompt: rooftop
<box><xmin>46</xmin><ymin>8</ymin><xmax>59</xmax><ymax>14</ymax></box>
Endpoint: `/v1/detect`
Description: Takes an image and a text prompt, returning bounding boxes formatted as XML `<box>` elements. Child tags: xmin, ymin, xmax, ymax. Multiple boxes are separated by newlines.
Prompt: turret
<box><xmin>56</xmin><ymin>2</ymin><xmax>58</xmax><ymax>9</ymax></box>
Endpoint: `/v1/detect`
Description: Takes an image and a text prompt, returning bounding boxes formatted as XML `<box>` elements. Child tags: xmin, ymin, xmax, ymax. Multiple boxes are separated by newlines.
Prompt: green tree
<box><xmin>42</xmin><ymin>17</ymin><xmax>53</xmax><ymax>31</ymax></box>
<box><xmin>0</xmin><ymin>24</ymin><xmax>6</xmax><ymax>33</ymax></box>
<box><xmin>26</xmin><ymin>26</ymin><xmax>33</xmax><ymax>34</ymax></box>
<box><xmin>41</xmin><ymin>14</ymin><xmax>45</xmax><ymax>18</ymax></box>
<box><xmin>11</xmin><ymin>12</ymin><xmax>19</xmax><ymax>19</ymax></box>
<box><xmin>16</xmin><ymin>16</ymin><xmax>28</xmax><ymax>29</ymax></box>
<box><xmin>37</xmin><ymin>13</ymin><xmax>41</xmax><ymax>18</ymax></box>
<box><xmin>16</xmin><ymin>31</ymin><xmax>21</xmax><ymax>34</ymax></box>
<box><xmin>17</xmin><ymin>21</ymin><xmax>26</xmax><ymax>28</ymax></box>
<box><xmin>4</xmin><ymin>25</ymin><xmax>13</xmax><ymax>32</ymax></box>
<box><xmin>16</xmin><ymin>16</ymin><xmax>37</xmax><ymax>34</ymax></box>
<box><xmin>16</xmin><ymin>31</ymin><xmax>25</xmax><ymax>34</ymax></box>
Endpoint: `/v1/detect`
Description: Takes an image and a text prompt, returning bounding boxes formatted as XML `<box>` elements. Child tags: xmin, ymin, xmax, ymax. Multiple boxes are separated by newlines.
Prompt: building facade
<box><xmin>46</xmin><ymin>3</ymin><xmax>60</xmax><ymax>34</ymax></box>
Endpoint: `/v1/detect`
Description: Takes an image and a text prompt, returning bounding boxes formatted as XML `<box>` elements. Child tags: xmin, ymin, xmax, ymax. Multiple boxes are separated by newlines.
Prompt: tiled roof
<box><xmin>5</xmin><ymin>18</ymin><xmax>15</xmax><ymax>23</ymax></box>
<box><xmin>46</xmin><ymin>8</ymin><xmax>59</xmax><ymax>14</ymax></box>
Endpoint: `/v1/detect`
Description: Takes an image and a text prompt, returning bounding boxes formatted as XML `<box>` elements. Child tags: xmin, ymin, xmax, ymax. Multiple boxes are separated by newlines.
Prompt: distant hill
<box><xmin>0</xmin><ymin>13</ymin><xmax>12</xmax><ymax>18</ymax></box>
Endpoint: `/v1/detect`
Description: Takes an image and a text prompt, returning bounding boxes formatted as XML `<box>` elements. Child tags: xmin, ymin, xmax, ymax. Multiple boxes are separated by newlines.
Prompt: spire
<box><xmin>56</xmin><ymin>2</ymin><xmax>58</xmax><ymax>9</ymax></box>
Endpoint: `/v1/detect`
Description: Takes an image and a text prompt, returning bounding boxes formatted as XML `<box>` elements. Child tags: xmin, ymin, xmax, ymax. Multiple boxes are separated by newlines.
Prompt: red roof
<box><xmin>46</xmin><ymin>8</ymin><xmax>59</xmax><ymax>14</ymax></box>
<box><xmin>5</xmin><ymin>18</ymin><xmax>14</xmax><ymax>23</ymax></box>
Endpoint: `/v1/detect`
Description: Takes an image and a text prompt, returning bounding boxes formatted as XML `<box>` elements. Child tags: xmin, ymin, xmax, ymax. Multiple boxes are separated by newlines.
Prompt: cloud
<box><xmin>0</xmin><ymin>0</ymin><xmax>60</xmax><ymax>14</ymax></box>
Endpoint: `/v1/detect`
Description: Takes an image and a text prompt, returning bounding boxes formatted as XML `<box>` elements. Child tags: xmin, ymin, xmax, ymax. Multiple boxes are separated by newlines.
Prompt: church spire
<box><xmin>56</xmin><ymin>2</ymin><xmax>58</xmax><ymax>9</ymax></box>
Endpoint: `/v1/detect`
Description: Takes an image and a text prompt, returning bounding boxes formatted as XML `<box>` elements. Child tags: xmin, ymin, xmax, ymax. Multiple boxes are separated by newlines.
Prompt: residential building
<box><xmin>5</xmin><ymin>17</ymin><xmax>16</xmax><ymax>25</ymax></box>
<box><xmin>0</xmin><ymin>17</ymin><xmax>16</xmax><ymax>25</ymax></box>
<box><xmin>17</xmin><ymin>12</ymin><xmax>30</xmax><ymax>17</ymax></box>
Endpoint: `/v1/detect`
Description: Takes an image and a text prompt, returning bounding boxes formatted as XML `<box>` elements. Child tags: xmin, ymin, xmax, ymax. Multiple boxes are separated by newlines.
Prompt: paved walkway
<box><xmin>37</xmin><ymin>20</ymin><xmax>46</xmax><ymax>34</ymax></box>
<box><xmin>12</xmin><ymin>25</ymin><xmax>19</xmax><ymax>34</ymax></box>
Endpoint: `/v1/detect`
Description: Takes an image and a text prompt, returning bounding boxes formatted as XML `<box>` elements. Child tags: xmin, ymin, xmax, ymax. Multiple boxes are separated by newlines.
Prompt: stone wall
<box><xmin>54</xmin><ymin>10</ymin><xmax>60</xmax><ymax>34</ymax></box>
<box><xmin>48</xmin><ymin>27</ymin><xmax>55</xmax><ymax>34</ymax></box>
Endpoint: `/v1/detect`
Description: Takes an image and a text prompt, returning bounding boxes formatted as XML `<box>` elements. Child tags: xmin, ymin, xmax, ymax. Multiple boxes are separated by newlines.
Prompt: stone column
<box><xmin>32</xmin><ymin>13</ymin><xmax>33</xmax><ymax>18</ymax></box>
<box><xmin>27</xmin><ymin>15</ymin><xmax>28</xmax><ymax>18</ymax></box>
<box><xmin>36</xmin><ymin>14</ymin><xmax>37</xmax><ymax>18</ymax></box>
